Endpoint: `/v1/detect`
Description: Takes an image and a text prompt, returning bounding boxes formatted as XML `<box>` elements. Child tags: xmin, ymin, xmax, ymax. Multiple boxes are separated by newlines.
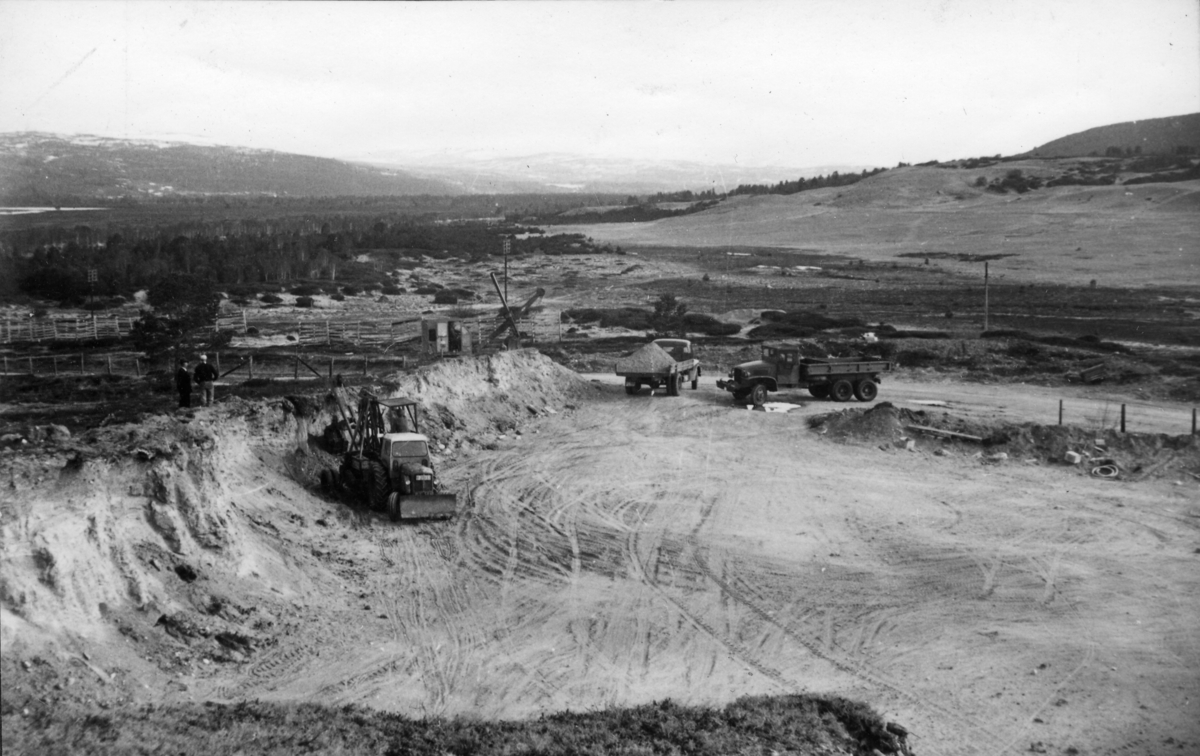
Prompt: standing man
<box><xmin>175</xmin><ymin>359</ymin><xmax>192</xmax><ymax>408</ymax></box>
<box><xmin>194</xmin><ymin>354</ymin><xmax>218</xmax><ymax>407</ymax></box>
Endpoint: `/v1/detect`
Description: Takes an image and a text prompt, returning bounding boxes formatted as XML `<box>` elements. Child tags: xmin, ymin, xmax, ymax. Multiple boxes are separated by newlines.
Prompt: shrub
<box><xmin>290</xmin><ymin>284</ymin><xmax>321</xmax><ymax>296</ymax></box>
<box><xmin>432</xmin><ymin>291</ymin><xmax>459</xmax><ymax>305</ymax></box>
<box><xmin>295</xmin><ymin>296</ymin><xmax>315</xmax><ymax>308</ymax></box>
<box><xmin>414</xmin><ymin>286</ymin><xmax>439</xmax><ymax>295</ymax></box>
<box><xmin>341</xmin><ymin>285</ymin><xmax>360</xmax><ymax>296</ymax></box>
<box><xmin>381</xmin><ymin>285</ymin><xmax>403</xmax><ymax>295</ymax></box>
<box><xmin>260</xmin><ymin>293</ymin><xmax>283</xmax><ymax>304</ymax></box>
<box><xmin>330</xmin><ymin>293</ymin><xmax>345</xmax><ymax>302</ymax></box>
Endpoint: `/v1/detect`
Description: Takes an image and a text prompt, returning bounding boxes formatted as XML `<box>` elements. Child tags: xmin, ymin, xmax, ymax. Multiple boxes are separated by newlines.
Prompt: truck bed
<box><xmin>798</xmin><ymin>358</ymin><xmax>892</xmax><ymax>377</ymax></box>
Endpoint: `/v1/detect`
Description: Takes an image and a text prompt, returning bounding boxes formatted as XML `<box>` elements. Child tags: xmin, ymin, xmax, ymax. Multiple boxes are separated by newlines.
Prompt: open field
<box><xmin>563</xmin><ymin>167</ymin><xmax>1200</xmax><ymax>289</ymax></box>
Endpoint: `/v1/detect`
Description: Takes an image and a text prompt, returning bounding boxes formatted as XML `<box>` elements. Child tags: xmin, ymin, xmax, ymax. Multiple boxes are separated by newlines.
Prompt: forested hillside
<box><xmin>0</xmin><ymin>133</ymin><xmax>460</xmax><ymax>203</ymax></box>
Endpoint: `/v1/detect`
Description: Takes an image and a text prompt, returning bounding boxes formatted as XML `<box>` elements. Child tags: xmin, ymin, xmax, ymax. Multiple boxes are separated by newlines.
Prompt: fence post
<box><xmin>363</xmin><ymin>354</ymin><xmax>368</xmax><ymax>375</ymax></box>
<box><xmin>248</xmin><ymin>355</ymin><xmax>254</xmax><ymax>380</ymax></box>
<box><xmin>92</xmin><ymin>315</ymin><xmax>98</xmax><ymax>339</ymax></box>
<box><xmin>1120</xmin><ymin>404</ymin><xmax>1126</xmax><ymax>433</ymax></box>
<box><xmin>242</xmin><ymin>309</ymin><xmax>248</xmax><ymax>334</ymax></box>
<box><xmin>326</xmin><ymin>321</ymin><xmax>331</xmax><ymax>345</ymax></box>
<box><xmin>28</xmin><ymin>356</ymin><xmax>34</xmax><ymax>374</ymax></box>
<box><xmin>53</xmin><ymin>357</ymin><xmax>58</xmax><ymax>376</ymax></box>
<box><xmin>294</xmin><ymin>356</ymin><xmax>299</xmax><ymax>380</ymax></box>
<box><xmin>1193</xmin><ymin>408</ymin><xmax>1197</xmax><ymax>436</ymax></box>
<box><xmin>3</xmin><ymin>356</ymin><xmax>7</xmax><ymax>374</ymax></box>
<box><xmin>79</xmin><ymin>353</ymin><xmax>85</xmax><ymax>374</ymax></box>
<box><xmin>107</xmin><ymin>355</ymin><xmax>112</xmax><ymax>375</ymax></box>
<box><xmin>135</xmin><ymin>358</ymin><xmax>141</xmax><ymax>377</ymax></box>
<box><xmin>1058</xmin><ymin>400</ymin><xmax>1063</xmax><ymax>426</ymax></box>
<box><xmin>329</xmin><ymin>357</ymin><xmax>334</xmax><ymax>379</ymax></box>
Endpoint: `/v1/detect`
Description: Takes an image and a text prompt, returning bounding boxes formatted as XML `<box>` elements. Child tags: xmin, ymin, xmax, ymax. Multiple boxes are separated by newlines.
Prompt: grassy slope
<box><xmin>562</xmin><ymin>166</ymin><xmax>1200</xmax><ymax>289</ymax></box>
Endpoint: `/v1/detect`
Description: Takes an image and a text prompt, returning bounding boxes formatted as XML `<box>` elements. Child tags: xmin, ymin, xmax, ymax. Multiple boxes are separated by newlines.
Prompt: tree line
<box><xmin>726</xmin><ymin>167</ymin><xmax>888</xmax><ymax>197</ymax></box>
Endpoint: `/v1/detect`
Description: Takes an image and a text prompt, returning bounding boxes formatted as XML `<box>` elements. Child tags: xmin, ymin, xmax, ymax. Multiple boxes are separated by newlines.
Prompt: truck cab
<box><xmin>380</xmin><ymin>432</ymin><xmax>436</xmax><ymax>494</ymax></box>
<box><xmin>652</xmin><ymin>338</ymin><xmax>694</xmax><ymax>361</ymax></box>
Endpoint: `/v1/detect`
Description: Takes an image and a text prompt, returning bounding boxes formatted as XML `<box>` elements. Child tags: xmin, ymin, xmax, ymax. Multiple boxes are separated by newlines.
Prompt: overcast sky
<box><xmin>2</xmin><ymin>0</ymin><xmax>1198</xmax><ymax>169</ymax></box>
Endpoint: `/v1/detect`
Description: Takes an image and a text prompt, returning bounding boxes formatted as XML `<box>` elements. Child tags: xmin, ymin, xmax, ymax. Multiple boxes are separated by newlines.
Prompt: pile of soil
<box><xmin>613</xmin><ymin>341</ymin><xmax>676</xmax><ymax>375</ymax></box>
<box><xmin>808</xmin><ymin>402</ymin><xmax>1200</xmax><ymax>480</ymax></box>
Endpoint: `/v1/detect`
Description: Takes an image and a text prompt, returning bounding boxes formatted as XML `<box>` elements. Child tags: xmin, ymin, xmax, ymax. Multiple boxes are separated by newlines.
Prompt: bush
<box><xmin>341</xmin><ymin>285</ymin><xmax>360</xmax><ymax>296</ymax></box>
<box><xmin>295</xmin><ymin>296</ymin><xmax>315</xmax><ymax>308</ymax></box>
<box><xmin>432</xmin><ymin>291</ymin><xmax>459</xmax><ymax>305</ymax></box>
<box><xmin>682</xmin><ymin>312</ymin><xmax>741</xmax><ymax>336</ymax></box>
<box><xmin>260</xmin><ymin>293</ymin><xmax>283</xmax><ymax>304</ymax></box>
<box><xmin>414</xmin><ymin>286</ymin><xmax>439</xmax><ymax>295</ymax></box>
<box><xmin>290</xmin><ymin>284</ymin><xmax>321</xmax><ymax>296</ymax></box>
<box><xmin>381</xmin><ymin>285</ymin><xmax>404</xmax><ymax>295</ymax></box>
<box><xmin>330</xmin><ymin>293</ymin><xmax>345</xmax><ymax>302</ymax></box>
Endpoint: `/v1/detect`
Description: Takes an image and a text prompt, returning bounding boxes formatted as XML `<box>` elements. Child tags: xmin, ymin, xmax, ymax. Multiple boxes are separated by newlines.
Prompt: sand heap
<box><xmin>614</xmin><ymin>341</ymin><xmax>676</xmax><ymax>375</ymax></box>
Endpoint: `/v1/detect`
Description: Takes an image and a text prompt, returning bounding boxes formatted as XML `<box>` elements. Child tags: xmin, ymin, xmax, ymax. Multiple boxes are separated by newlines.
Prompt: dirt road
<box><xmin>184</xmin><ymin>379</ymin><xmax>1199</xmax><ymax>756</ymax></box>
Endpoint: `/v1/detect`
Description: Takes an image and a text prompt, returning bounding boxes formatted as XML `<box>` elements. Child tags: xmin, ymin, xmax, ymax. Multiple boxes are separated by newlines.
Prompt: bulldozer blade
<box><xmin>400</xmin><ymin>493</ymin><xmax>458</xmax><ymax>520</ymax></box>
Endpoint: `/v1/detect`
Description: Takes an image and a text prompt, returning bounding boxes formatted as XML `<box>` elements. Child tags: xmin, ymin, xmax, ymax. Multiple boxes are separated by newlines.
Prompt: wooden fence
<box><xmin>4</xmin><ymin>315</ymin><xmax>135</xmax><ymax>343</ymax></box>
<box><xmin>217</xmin><ymin>308</ymin><xmax>564</xmax><ymax>348</ymax></box>
<box><xmin>0</xmin><ymin>351</ymin><xmax>411</xmax><ymax>382</ymax></box>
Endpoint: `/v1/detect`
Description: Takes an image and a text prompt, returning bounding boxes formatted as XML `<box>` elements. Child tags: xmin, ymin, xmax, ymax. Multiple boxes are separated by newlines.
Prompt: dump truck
<box><xmin>320</xmin><ymin>392</ymin><xmax>457</xmax><ymax>521</ymax></box>
<box><xmin>616</xmin><ymin>338</ymin><xmax>702</xmax><ymax>396</ymax></box>
<box><xmin>716</xmin><ymin>344</ymin><xmax>891</xmax><ymax>405</ymax></box>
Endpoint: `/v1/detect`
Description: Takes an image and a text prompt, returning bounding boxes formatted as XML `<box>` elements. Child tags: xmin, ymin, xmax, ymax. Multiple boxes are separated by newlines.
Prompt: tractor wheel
<box><xmin>624</xmin><ymin>382</ymin><xmax>639</xmax><ymax>395</ymax></box>
<box><xmin>854</xmin><ymin>379</ymin><xmax>878</xmax><ymax>402</ymax></box>
<box><xmin>667</xmin><ymin>374</ymin><xmax>681</xmax><ymax>397</ymax></box>
<box><xmin>368</xmin><ymin>460</ymin><xmax>390</xmax><ymax>511</ymax></box>
<box><xmin>750</xmin><ymin>383</ymin><xmax>769</xmax><ymax>407</ymax></box>
<box><xmin>386</xmin><ymin>493</ymin><xmax>402</xmax><ymax>522</ymax></box>
<box><xmin>808</xmin><ymin>385</ymin><xmax>830</xmax><ymax>399</ymax></box>
<box><xmin>830</xmin><ymin>379</ymin><xmax>854</xmax><ymax>402</ymax></box>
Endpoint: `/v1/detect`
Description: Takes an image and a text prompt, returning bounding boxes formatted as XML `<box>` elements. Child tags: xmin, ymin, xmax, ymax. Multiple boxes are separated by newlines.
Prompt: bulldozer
<box><xmin>320</xmin><ymin>391</ymin><xmax>457</xmax><ymax>521</ymax></box>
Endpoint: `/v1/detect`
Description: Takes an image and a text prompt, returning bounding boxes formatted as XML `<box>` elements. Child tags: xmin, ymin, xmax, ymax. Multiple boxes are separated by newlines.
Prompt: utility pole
<box><xmin>87</xmin><ymin>268</ymin><xmax>97</xmax><ymax>306</ymax></box>
<box><xmin>984</xmin><ymin>261</ymin><xmax>990</xmax><ymax>331</ymax></box>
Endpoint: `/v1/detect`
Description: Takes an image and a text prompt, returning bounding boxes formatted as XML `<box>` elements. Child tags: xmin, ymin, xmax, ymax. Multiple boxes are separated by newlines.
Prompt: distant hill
<box><xmin>1026</xmin><ymin>113</ymin><xmax>1200</xmax><ymax>158</ymax></box>
<box><xmin>353</xmin><ymin>150</ymin><xmax>877</xmax><ymax>195</ymax></box>
<box><xmin>0</xmin><ymin>132</ymin><xmax>461</xmax><ymax>203</ymax></box>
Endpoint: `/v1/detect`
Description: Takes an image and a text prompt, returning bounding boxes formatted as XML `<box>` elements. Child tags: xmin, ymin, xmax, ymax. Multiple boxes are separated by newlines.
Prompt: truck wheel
<box><xmin>624</xmin><ymin>382</ymin><xmax>640</xmax><ymax>395</ymax></box>
<box><xmin>808</xmin><ymin>385</ymin><xmax>830</xmax><ymax>399</ymax></box>
<box><xmin>691</xmin><ymin>374</ymin><xmax>699</xmax><ymax>390</ymax></box>
<box><xmin>854</xmin><ymin>380</ymin><xmax>878</xmax><ymax>402</ymax></box>
<box><xmin>368</xmin><ymin>460</ymin><xmax>389</xmax><ymax>511</ymax></box>
<box><xmin>667</xmin><ymin>374</ymin><xmax>681</xmax><ymax>396</ymax></box>
<box><xmin>750</xmin><ymin>383</ymin><xmax>768</xmax><ymax>406</ymax></box>
<box><xmin>732</xmin><ymin>389</ymin><xmax>751</xmax><ymax>402</ymax></box>
<box><xmin>830</xmin><ymin>379</ymin><xmax>854</xmax><ymax>402</ymax></box>
<box><xmin>386</xmin><ymin>493</ymin><xmax>401</xmax><ymax>522</ymax></box>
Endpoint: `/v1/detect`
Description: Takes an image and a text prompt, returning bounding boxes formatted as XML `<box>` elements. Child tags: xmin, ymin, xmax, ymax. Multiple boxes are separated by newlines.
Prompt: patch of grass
<box><xmin>1</xmin><ymin>695</ymin><xmax>901</xmax><ymax>756</ymax></box>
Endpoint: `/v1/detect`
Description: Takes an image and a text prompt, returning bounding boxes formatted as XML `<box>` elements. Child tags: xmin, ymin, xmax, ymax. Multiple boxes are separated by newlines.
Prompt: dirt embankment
<box><xmin>0</xmin><ymin>351</ymin><xmax>596</xmax><ymax>703</ymax></box>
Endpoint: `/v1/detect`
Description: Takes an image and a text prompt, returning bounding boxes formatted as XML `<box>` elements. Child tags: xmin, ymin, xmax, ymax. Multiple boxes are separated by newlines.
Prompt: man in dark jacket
<box><xmin>194</xmin><ymin>354</ymin><xmax>218</xmax><ymax>406</ymax></box>
<box><xmin>175</xmin><ymin>359</ymin><xmax>192</xmax><ymax>408</ymax></box>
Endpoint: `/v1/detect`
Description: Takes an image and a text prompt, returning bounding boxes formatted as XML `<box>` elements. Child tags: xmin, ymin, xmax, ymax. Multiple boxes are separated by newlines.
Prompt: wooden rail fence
<box><xmin>4</xmin><ymin>315</ymin><xmax>135</xmax><ymax>343</ymax></box>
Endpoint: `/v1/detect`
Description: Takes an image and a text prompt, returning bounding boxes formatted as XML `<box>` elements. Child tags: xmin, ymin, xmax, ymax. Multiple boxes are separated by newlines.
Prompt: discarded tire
<box><xmin>1091</xmin><ymin>465</ymin><xmax>1119</xmax><ymax>479</ymax></box>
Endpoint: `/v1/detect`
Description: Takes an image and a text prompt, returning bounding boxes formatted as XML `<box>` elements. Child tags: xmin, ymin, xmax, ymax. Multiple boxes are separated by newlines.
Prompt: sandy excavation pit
<box><xmin>3</xmin><ymin>350</ymin><xmax>1198</xmax><ymax>756</ymax></box>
